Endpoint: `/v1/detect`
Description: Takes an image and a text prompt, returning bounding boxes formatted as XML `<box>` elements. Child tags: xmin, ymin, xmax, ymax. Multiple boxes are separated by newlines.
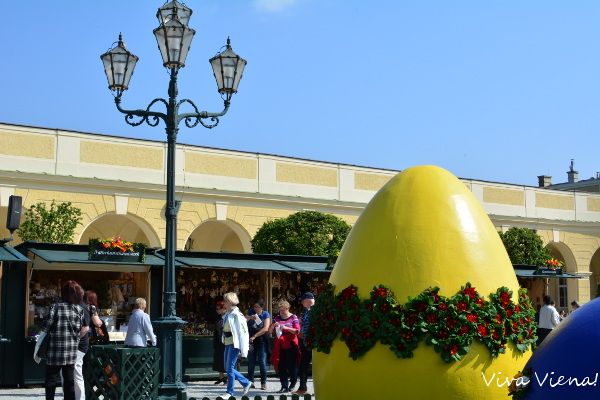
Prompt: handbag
<box><xmin>89</xmin><ymin>308</ymin><xmax>110</xmax><ymax>345</ymax></box>
<box><xmin>35</xmin><ymin>304</ymin><xmax>59</xmax><ymax>360</ymax></box>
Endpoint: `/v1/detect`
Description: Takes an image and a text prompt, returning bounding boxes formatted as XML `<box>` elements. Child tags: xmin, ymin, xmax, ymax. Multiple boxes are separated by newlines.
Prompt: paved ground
<box><xmin>0</xmin><ymin>377</ymin><xmax>314</xmax><ymax>399</ymax></box>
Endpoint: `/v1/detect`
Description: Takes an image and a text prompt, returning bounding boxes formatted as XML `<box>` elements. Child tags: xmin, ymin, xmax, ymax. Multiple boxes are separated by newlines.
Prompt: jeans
<box><xmin>74</xmin><ymin>350</ymin><xmax>86</xmax><ymax>400</ymax></box>
<box><xmin>224</xmin><ymin>344</ymin><xmax>250</xmax><ymax>395</ymax></box>
<box><xmin>46</xmin><ymin>364</ymin><xmax>75</xmax><ymax>400</ymax></box>
<box><xmin>247</xmin><ymin>339</ymin><xmax>267</xmax><ymax>385</ymax></box>
<box><xmin>298</xmin><ymin>341</ymin><xmax>312</xmax><ymax>391</ymax></box>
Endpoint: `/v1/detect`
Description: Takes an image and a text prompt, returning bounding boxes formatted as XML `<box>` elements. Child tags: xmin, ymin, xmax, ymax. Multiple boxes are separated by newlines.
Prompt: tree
<box><xmin>251</xmin><ymin>210</ymin><xmax>351</xmax><ymax>259</ymax></box>
<box><xmin>18</xmin><ymin>200</ymin><xmax>83</xmax><ymax>243</ymax></box>
<box><xmin>499</xmin><ymin>227</ymin><xmax>551</xmax><ymax>266</ymax></box>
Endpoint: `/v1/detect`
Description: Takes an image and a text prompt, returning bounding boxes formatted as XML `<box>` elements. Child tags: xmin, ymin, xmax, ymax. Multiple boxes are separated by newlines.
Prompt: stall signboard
<box><xmin>533</xmin><ymin>267</ymin><xmax>563</xmax><ymax>276</ymax></box>
<box><xmin>88</xmin><ymin>238</ymin><xmax>146</xmax><ymax>263</ymax></box>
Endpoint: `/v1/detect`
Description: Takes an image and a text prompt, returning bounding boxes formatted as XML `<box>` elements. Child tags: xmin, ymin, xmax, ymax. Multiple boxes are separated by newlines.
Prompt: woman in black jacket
<box><xmin>212</xmin><ymin>299</ymin><xmax>227</xmax><ymax>384</ymax></box>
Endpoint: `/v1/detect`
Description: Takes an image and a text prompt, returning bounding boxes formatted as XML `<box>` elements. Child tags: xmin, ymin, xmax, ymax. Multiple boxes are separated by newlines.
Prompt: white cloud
<box><xmin>253</xmin><ymin>0</ymin><xmax>297</xmax><ymax>13</ymax></box>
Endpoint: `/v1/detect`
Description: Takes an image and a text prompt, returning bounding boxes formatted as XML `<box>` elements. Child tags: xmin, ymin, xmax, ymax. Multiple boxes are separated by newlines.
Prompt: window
<box><xmin>558</xmin><ymin>278</ymin><xmax>568</xmax><ymax>309</ymax></box>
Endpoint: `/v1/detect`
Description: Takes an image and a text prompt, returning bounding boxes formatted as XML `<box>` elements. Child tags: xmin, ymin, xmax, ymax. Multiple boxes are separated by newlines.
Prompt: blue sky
<box><xmin>2</xmin><ymin>1</ymin><xmax>600</xmax><ymax>185</ymax></box>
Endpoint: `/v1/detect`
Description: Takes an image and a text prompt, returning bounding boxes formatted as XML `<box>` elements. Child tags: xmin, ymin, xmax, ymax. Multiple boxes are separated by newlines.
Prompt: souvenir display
<box><xmin>176</xmin><ymin>268</ymin><xmax>266</xmax><ymax>337</ymax></box>
<box><xmin>27</xmin><ymin>270</ymin><xmax>145</xmax><ymax>336</ymax></box>
<box><xmin>271</xmin><ymin>271</ymin><xmax>328</xmax><ymax>315</ymax></box>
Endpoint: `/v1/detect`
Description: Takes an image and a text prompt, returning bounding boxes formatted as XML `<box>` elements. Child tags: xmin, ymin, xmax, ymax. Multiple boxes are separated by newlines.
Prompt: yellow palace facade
<box><xmin>1</xmin><ymin>122</ymin><xmax>600</xmax><ymax>308</ymax></box>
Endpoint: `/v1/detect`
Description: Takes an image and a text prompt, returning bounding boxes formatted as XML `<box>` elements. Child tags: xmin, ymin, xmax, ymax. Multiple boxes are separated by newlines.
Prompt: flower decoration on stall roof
<box><xmin>307</xmin><ymin>281</ymin><xmax>538</xmax><ymax>362</ymax></box>
<box><xmin>88</xmin><ymin>237</ymin><xmax>147</xmax><ymax>262</ymax></box>
<box><xmin>544</xmin><ymin>258</ymin><xmax>563</xmax><ymax>270</ymax></box>
<box><xmin>98</xmin><ymin>236</ymin><xmax>135</xmax><ymax>253</ymax></box>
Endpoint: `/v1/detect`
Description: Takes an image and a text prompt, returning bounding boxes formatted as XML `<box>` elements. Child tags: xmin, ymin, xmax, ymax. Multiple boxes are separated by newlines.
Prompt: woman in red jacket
<box><xmin>269</xmin><ymin>300</ymin><xmax>301</xmax><ymax>393</ymax></box>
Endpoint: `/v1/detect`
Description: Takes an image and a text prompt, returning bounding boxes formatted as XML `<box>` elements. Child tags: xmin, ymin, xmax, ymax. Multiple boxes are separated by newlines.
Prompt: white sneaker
<box><xmin>219</xmin><ymin>394</ymin><xmax>231</xmax><ymax>399</ymax></box>
<box><xmin>242</xmin><ymin>381</ymin><xmax>252</xmax><ymax>395</ymax></box>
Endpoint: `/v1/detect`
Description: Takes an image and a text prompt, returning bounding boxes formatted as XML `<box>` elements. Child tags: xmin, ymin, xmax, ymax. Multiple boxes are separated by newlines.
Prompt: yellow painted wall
<box><xmin>588</xmin><ymin>197</ymin><xmax>600</xmax><ymax>212</ymax></box>
<box><xmin>354</xmin><ymin>172</ymin><xmax>392</xmax><ymax>191</ymax></box>
<box><xmin>482</xmin><ymin>187</ymin><xmax>525</xmax><ymax>206</ymax></box>
<box><xmin>536</xmin><ymin>193</ymin><xmax>574</xmax><ymax>210</ymax></box>
<box><xmin>0</xmin><ymin>131</ymin><xmax>55</xmax><ymax>159</ymax></box>
<box><xmin>184</xmin><ymin>152</ymin><xmax>257</xmax><ymax>179</ymax></box>
<box><xmin>276</xmin><ymin>162</ymin><xmax>338</xmax><ymax>187</ymax></box>
<box><xmin>80</xmin><ymin>141</ymin><xmax>164</xmax><ymax>170</ymax></box>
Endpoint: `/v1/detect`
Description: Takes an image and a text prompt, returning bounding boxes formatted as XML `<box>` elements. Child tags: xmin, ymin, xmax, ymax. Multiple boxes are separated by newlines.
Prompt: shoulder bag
<box><xmin>35</xmin><ymin>304</ymin><xmax>59</xmax><ymax>359</ymax></box>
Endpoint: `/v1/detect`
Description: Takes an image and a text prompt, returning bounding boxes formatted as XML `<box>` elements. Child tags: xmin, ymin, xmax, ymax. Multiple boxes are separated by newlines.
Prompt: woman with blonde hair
<box><xmin>219</xmin><ymin>292</ymin><xmax>252</xmax><ymax>399</ymax></box>
<box><xmin>269</xmin><ymin>299</ymin><xmax>301</xmax><ymax>393</ymax></box>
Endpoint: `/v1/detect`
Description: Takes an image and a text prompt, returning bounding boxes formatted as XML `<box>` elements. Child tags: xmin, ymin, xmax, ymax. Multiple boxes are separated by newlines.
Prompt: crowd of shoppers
<box><xmin>34</xmin><ymin>282</ymin><xmax>317</xmax><ymax>399</ymax></box>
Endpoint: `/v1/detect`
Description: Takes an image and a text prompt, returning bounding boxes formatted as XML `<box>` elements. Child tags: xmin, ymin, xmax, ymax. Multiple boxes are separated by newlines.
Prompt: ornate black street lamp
<box><xmin>100</xmin><ymin>2</ymin><xmax>246</xmax><ymax>399</ymax></box>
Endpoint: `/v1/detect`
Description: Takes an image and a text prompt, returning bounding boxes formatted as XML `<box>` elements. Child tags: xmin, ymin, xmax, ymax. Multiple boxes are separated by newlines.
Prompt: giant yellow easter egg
<box><xmin>313</xmin><ymin>165</ymin><xmax>533</xmax><ymax>400</ymax></box>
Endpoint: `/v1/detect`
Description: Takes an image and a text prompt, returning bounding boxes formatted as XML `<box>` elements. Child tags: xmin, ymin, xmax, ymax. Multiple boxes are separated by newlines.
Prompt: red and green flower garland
<box><xmin>306</xmin><ymin>282</ymin><xmax>537</xmax><ymax>362</ymax></box>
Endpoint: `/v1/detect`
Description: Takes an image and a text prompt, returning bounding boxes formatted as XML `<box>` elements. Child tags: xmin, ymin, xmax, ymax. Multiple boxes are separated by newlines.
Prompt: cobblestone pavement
<box><xmin>0</xmin><ymin>377</ymin><xmax>314</xmax><ymax>399</ymax></box>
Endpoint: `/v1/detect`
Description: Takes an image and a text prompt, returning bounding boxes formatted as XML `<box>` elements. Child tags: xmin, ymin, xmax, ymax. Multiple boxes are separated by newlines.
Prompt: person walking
<box><xmin>537</xmin><ymin>295</ymin><xmax>561</xmax><ymax>345</ymax></box>
<box><xmin>212</xmin><ymin>299</ymin><xmax>227</xmax><ymax>385</ymax></box>
<box><xmin>293</xmin><ymin>292</ymin><xmax>314</xmax><ymax>395</ymax></box>
<box><xmin>219</xmin><ymin>292</ymin><xmax>252</xmax><ymax>400</ymax></box>
<box><xmin>41</xmin><ymin>280</ymin><xmax>86</xmax><ymax>400</ymax></box>
<box><xmin>270</xmin><ymin>300</ymin><xmax>301</xmax><ymax>393</ymax></box>
<box><xmin>124</xmin><ymin>298</ymin><xmax>156</xmax><ymax>347</ymax></box>
<box><xmin>245</xmin><ymin>299</ymin><xmax>271</xmax><ymax>390</ymax></box>
<box><xmin>73</xmin><ymin>285</ymin><xmax>90</xmax><ymax>400</ymax></box>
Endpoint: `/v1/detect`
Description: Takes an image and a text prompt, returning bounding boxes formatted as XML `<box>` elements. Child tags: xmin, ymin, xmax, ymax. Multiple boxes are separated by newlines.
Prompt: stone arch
<box><xmin>78</xmin><ymin>212</ymin><xmax>161</xmax><ymax>248</ymax></box>
<box><xmin>589</xmin><ymin>247</ymin><xmax>600</xmax><ymax>300</ymax></box>
<box><xmin>545</xmin><ymin>241</ymin><xmax>577</xmax><ymax>311</ymax></box>
<box><xmin>183</xmin><ymin>219</ymin><xmax>252</xmax><ymax>253</ymax></box>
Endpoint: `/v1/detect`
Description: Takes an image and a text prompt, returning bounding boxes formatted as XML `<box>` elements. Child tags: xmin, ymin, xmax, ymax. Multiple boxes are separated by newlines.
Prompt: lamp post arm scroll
<box><xmin>114</xmin><ymin>96</ymin><xmax>168</xmax><ymax>127</ymax></box>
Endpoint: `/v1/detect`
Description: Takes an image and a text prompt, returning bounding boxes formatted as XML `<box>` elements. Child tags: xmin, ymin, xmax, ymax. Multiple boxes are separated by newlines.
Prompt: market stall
<box><xmin>0</xmin><ymin>243</ymin><xmax>30</xmax><ymax>386</ymax></box>
<box><xmin>0</xmin><ymin>241</ymin><xmax>164</xmax><ymax>386</ymax></box>
<box><xmin>514</xmin><ymin>264</ymin><xmax>582</xmax><ymax>311</ymax></box>
<box><xmin>162</xmin><ymin>250</ymin><xmax>331</xmax><ymax>379</ymax></box>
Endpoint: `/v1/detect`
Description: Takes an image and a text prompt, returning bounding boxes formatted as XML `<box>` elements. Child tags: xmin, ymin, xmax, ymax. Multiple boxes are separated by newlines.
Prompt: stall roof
<box><xmin>0</xmin><ymin>244</ymin><xmax>30</xmax><ymax>262</ymax></box>
<box><xmin>15</xmin><ymin>242</ymin><xmax>167</xmax><ymax>266</ymax></box>
<box><xmin>513</xmin><ymin>264</ymin><xmax>582</xmax><ymax>280</ymax></box>
<box><xmin>168</xmin><ymin>250</ymin><xmax>332</xmax><ymax>273</ymax></box>
<box><xmin>273</xmin><ymin>260</ymin><xmax>332</xmax><ymax>273</ymax></box>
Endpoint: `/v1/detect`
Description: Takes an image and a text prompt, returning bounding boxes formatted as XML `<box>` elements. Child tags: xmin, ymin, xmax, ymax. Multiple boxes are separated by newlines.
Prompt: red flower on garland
<box><xmin>438</xmin><ymin>303</ymin><xmax>448</xmax><ymax>311</ymax></box>
<box><xmin>446</xmin><ymin>317</ymin><xmax>457</xmax><ymax>330</ymax></box>
<box><xmin>495</xmin><ymin>313</ymin><xmax>503</xmax><ymax>324</ymax></box>
<box><xmin>456</xmin><ymin>301</ymin><xmax>468</xmax><ymax>312</ymax></box>
<box><xmin>426</xmin><ymin>313</ymin><xmax>438</xmax><ymax>323</ymax></box>
<box><xmin>341</xmin><ymin>286</ymin><xmax>358</xmax><ymax>299</ymax></box>
<box><xmin>449</xmin><ymin>344</ymin><xmax>459</xmax><ymax>356</ymax></box>
<box><xmin>406</xmin><ymin>313</ymin><xmax>418</xmax><ymax>326</ymax></box>
<box><xmin>466</xmin><ymin>313</ymin><xmax>478</xmax><ymax>323</ymax></box>
<box><xmin>415</xmin><ymin>301</ymin><xmax>427</xmax><ymax>312</ymax></box>
<box><xmin>438</xmin><ymin>330</ymin><xmax>449</xmax><ymax>340</ymax></box>
<box><xmin>477</xmin><ymin>324</ymin><xmax>489</xmax><ymax>337</ymax></box>
<box><xmin>463</xmin><ymin>286</ymin><xmax>478</xmax><ymax>300</ymax></box>
<box><xmin>500</xmin><ymin>291</ymin><xmax>511</xmax><ymax>307</ymax></box>
<box><xmin>459</xmin><ymin>325</ymin><xmax>470</xmax><ymax>335</ymax></box>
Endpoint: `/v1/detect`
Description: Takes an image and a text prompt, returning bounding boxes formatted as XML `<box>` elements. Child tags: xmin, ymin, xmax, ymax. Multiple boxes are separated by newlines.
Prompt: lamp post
<box><xmin>100</xmin><ymin>2</ymin><xmax>246</xmax><ymax>399</ymax></box>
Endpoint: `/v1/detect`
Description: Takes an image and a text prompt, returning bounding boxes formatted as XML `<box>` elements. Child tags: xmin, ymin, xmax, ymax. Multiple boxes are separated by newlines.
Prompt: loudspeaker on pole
<box><xmin>6</xmin><ymin>195</ymin><xmax>22</xmax><ymax>234</ymax></box>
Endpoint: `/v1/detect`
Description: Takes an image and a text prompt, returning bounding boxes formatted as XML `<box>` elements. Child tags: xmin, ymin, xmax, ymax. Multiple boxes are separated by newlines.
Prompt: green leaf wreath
<box><xmin>307</xmin><ymin>282</ymin><xmax>537</xmax><ymax>362</ymax></box>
